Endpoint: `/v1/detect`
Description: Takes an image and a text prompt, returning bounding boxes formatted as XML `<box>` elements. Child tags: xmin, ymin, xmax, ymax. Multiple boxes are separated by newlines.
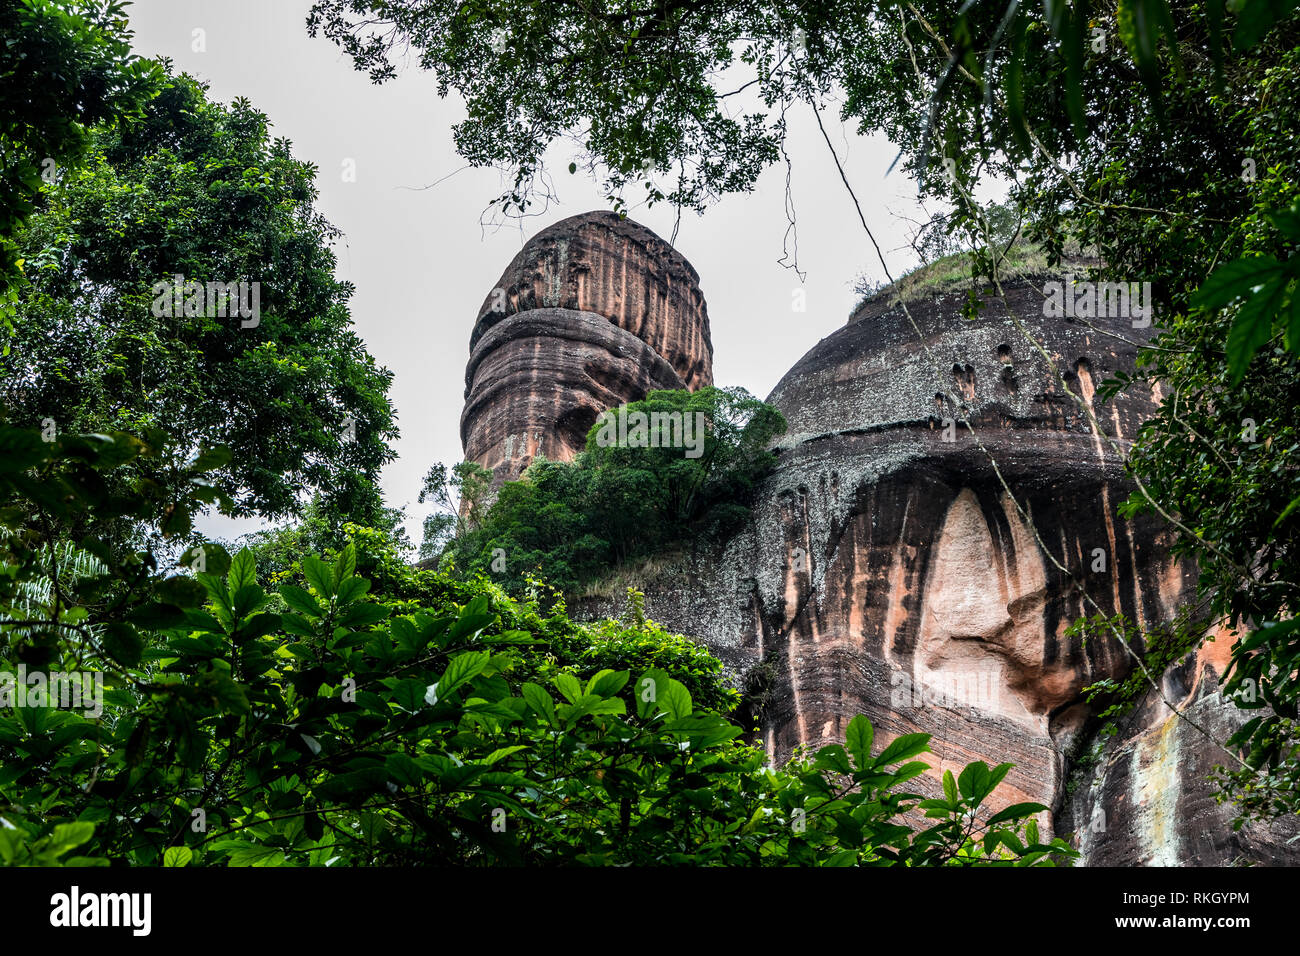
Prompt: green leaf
<box><xmin>635</xmin><ymin>668</ymin><xmax>671</xmax><ymax>719</ymax></box>
<box><xmin>49</xmin><ymin>821</ymin><xmax>95</xmax><ymax>854</ymax></box>
<box><xmin>280</xmin><ymin>584</ymin><xmax>322</xmax><ymax>618</ymax></box>
<box><xmin>942</xmin><ymin>769</ymin><xmax>958</xmax><ymax>806</ymax></box>
<box><xmin>1003</xmin><ymin>11</ymin><xmax>1031</xmax><ymax>154</ymax></box>
<box><xmin>957</xmin><ymin>761</ymin><xmax>1012</xmax><ymax>804</ymax></box>
<box><xmin>876</xmin><ymin>732</ymin><xmax>931</xmax><ymax>767</ymax></box>
<box><xmin>482</xmin><ymin>745</ymin><xmax>528</xmax><ymax>764</ymax></box>
<box><xmin>435</xmin><ymin>651</ymin><xmax>490</xmax><ymax>699</ymax></box>
<box><xmin>1226</xmin><ymin>276</ymin><xmax>1289</xmax><ymax>384</ymax></box>
<box><xmin>586</xmin><ymin>669</ymin><xmax>629</xmax><ymax>698</ymax></box>
<box><xmin>338</xmin><ymin>603</ymin><xmax>389</xmax><ymax>628</ymax></box>
<box><xmin>1269</xmin><ymin>206</ymin><xmax>1300</xmax><ymax>243</ymax></box>
<box><xmin>127</xmin><ymin>601</ymin><xmax>186</xmax><ymax>630</ymax></box>
<box><xmin>156</xmin><ymin>575</ymin><xmax>207</xmax><ymax>608</ymax></box>
<box><xmin>228</xmin><ymin>547</ymin><xmax>257</xmax><ymax>592</ymax></box>
<box><xmin>190</xmin><ymin>446</ymin><xmax>231</xmax><ymax>473</ymax></box>
<box><xmin>102</xmin><ymin>621</ymin><xmax>145</xmax><ymax>666</ymax></box>
<box><xmin>163</xmin><ymin>846</ymin><xmax>192</xmax><ymax>867</ymax></box>
<box><xmin>333</xmin><ymin>543</ymin><xmax>356</xmax><ymax>584</ymax></box>
<box><xmin>985</xmin><ymin>801</ymin><xmax>1047</xmax><ymax>826</ymax></box>
<box><xmin>660</xmin><ymin>678</ymin><xmax>693</xmax><ymax>720</ymax></box>
<box><xmin>1193</xmin><ymin>256</ymin><xmax>1285</xmax><ymax>310</ymax></box>
<box><xmin>1275</xmin><ymin>494</ymin><xmax>1300</xmax><ymax>527</ymax></box>
<box><xmin>521</xmin><ymin>682</ymin><xmax>558</xmax><ymax>725</ymax></box>
<box><xmin>231</xmin><ymin>583</ymin><xmax>268</xmax><ymax>620</ymax></box>
<box><xmin>303</xmin><ymin>555</ymin><xmax>334</xmax><ymax>599</ymax></box>
<box><xmin>226</xmin><ymin>844</ymin><xmax>286</xmax><ymax>867</ymax></box>
<box><xmin>845</xmin><ymin>714</ymin><xmax>873</xmax><ymax>769</ymax></box>
<box><xmin>336</xmin><ymin>575</ymin><xmax>370</xmax><ymax>606</ymax></box>
<box><xmin>554</xmin><ymin>672</ymin><xmax>582</xmax><ymax>704</ymax></box>
<box><xmin>1232</xmin><ymin>0</ymin><xmax>1300</xmax><ymax>50</ymax></box>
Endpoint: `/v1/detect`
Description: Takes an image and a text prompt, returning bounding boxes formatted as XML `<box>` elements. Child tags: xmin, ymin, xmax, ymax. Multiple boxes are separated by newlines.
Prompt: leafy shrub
<box><xmin>438</xmin><ymin>386</ymin><xmax>787</xmax><ymax>594</ymax></box>
<box><xmin>0</xmin><ymin>422</ymin><xmax>1072</xmax><ymax>866</ymax></box>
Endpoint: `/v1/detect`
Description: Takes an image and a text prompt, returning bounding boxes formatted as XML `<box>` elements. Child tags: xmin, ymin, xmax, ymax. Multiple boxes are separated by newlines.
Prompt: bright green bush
<box><xmin>438</xmin><ymin>386</ymin><xmax>787</xmax><ymax>594</ymax></box>
<box><xmin>0</xmin><ymin>422</ymin><xmax>1073</xmax><ymax>866</ymax></box>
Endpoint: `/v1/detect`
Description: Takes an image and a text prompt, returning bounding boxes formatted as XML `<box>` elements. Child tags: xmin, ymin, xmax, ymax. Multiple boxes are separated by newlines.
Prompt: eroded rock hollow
<box><xmin>460</xmin><ymin>212</ymin><xmax>1300</xmax><ymax>865</ymax></box>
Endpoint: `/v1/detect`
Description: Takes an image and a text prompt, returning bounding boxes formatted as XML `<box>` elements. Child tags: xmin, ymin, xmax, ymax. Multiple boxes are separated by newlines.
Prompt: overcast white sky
<box><xmin>127</xmin><ymin>0</ymin><xmax>942</xmax><ymax>547</ymax></box>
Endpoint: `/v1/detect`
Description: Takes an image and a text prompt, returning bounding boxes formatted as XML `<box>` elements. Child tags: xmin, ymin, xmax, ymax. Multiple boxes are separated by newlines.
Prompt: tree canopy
<box><xmin>432</xmin><ymin>386</ymin><xmax>787</xmax><ymax>593</ymax></box>
<box><xmin>0</xmin><ymin>0</ymin><xmax>160</xmax><ymax>302</ymax></box>
<box><xmin>2</xmin><ymin>66</ymin><xmax>400</xmax><ymax>548</ymax></box>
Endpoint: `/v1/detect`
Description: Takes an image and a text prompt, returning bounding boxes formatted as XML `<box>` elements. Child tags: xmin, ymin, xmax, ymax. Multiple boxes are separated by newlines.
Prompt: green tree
<box><xmin>0</xmin><ymin>419</ymin><xmax>1073</xmax><ymax>866</ymax></box>
<box><xmin>0</xmin><ymin>0</ymin><xmax>161</xmax><ymax>303</ymax></box>
<box><xmin>450</xmin><ymin>387</ymin><xmax>786</xmax><ymax>593</ymax></box>
<box><xmin>418</xmin><ymin>460</ymin><xmax>493</xmax><ymax>561</ymax></box>
<box><xmin>1</xmin><ymin>67</ymin><xmax>399</xmax><ymax>549</ymax></box>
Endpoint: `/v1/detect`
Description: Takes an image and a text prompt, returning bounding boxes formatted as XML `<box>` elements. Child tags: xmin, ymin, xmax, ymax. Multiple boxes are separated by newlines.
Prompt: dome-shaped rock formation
<box><xmin>573</xmin><ymin>274</ymin><xmax>1299</xmax><ymax>865</ymax></box>
<box><xmin>460</xmin><ymin>223</ymin><xmax>1300</xmax><ymax>864</ymax></box>
<box><xmin>462</xmin><ymin>211</ymin><xmax>713</xmax><ymax>485</ymax></box>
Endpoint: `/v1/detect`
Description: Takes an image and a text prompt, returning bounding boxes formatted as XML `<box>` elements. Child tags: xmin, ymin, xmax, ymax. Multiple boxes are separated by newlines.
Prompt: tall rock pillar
<box><xmin>461</xmin><ymin>211</ymin><xmax>714</xmax><ymax>486</ymax></box>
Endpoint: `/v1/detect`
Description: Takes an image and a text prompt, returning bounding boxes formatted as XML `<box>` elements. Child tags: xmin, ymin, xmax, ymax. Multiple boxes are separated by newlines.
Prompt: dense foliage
<box><xmin>1</xmin><ymin>65</ymin><xmax>400</xmax><ymax>550</ymax></box>
<box><xmin>431</xmin><ymin>387</ymin><xmax>787</xmax><ymax>594</ymax></box>
<box><xmin>0</xmin><ymin>0</ymin><xmax>160</xmax><ymax>302</ymax></box>
<box><xmin>309</xmin><ymin>0</ymin><xmax>1300</xmax><ymax>823</ymax></box>
<box><xmin>0</xmin><ymin>422</ymin><xmax>1071</xmax><ymax>866</ymax></box>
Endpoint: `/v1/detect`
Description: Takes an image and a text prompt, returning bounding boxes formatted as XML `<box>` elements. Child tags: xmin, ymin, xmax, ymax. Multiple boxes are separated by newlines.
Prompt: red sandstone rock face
<box><xmin>461</xmin><ymin>308</ymin><xmax>687</xmax><ymax>485</ymax></box>
<box><xmin>1061</xmin><ymin>635</ymin><xmax>1300</xmax><ymax>865</ymax></box>
<box><xmin>473</xmin><ymin>211</ymin><xmax>713</xmax><ymax>391</ymax></box>
<box><xmin>462</xmin><ymin>212</ymin><xmax>714</xmax><ymax>487</ymax></box>
<box><xmin>569</xmin><ymin>277</ymin><xmax>1299</xmax><ymax>864</ymax></box>
<box><xmin>460</xmin><ymin>218</ymin><xmax>1295</xmax><ymax>863</ymax></box>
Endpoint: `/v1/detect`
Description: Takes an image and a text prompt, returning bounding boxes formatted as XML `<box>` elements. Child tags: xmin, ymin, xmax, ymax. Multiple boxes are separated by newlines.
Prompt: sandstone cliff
<box><xmin>462</xmin><ymin>211</ymin><xmax>714</xmax><ymax>486</ymax></box>
<box><xmin>459</xmin><ymin>212</ymin><xmax>1300</xmax><ymax>865</ymax></box>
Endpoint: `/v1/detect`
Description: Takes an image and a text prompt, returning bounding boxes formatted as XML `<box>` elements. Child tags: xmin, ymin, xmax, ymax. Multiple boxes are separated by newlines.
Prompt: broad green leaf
<box><xmin>586</xmin><ymin>669</ymin><xmax>629</xmax><ymax>698</ymax></box>
<box><xmin>333</xmin><ymin>543</ymin><xmax>356</xmax><ymax>584</ymax></box>
<box><xmin>338</xmin><ymin>603</ymin><xmax>389</xmax><ymax>628</ymax></box>
<box><xmin>634</xmin><ymin>668</ymin><xmax>671</xmax><ymax>719</ymax></box>
<box><xmin>280</xmin><ymin>584</ymin><xmax>322</xmax><ymax>618</ymax></box>
<box><xmin>163</xmin><ymin>846</ymin><xmax>192</xmax><ymax>867</ymax></box>
<box><xmin>228</xmin><ymin>547</ymin><xmax>257</xmax><ymax>592</ymax></box>
<box><xmin>660</xmin><ymin>678</ymin><xmax>692</xmax><ymax>721</ymax></box>
<box><xmin>48</xmin><ymin>821</ymin><xmax>95</xmax><ymax>853</ymax></box>
<box><xmin>845</xmin><ymin>714</ymin><xmax>873</xmax><ymax>769</ymax></box>
<box><xmin>554</xmin><ymin>672</ymin><xmax>582</xmax><ymax>704</ymax></box>
<box><xmin>227</xmin><ymin>844</ymin><xmax>286</xmax><ymax>867</ymax></box>
<box><xmin>1226</xmin><ymin>275</ymin><xmax>1289</xmax><ymax>384</ymax></box>
<box><xmin>876</xmin><ymin>732</ymin><xmax>931</xmax><ymax>767</ymax></box>
<box><xmin>958</xmin><ymin>761</ymin><xmax>986</xmax><ymax>801</ymax></box>
<box><xmin>102</xmin><ymin>622</ymin><xmax>144</xmax><ymax>666</ymax></box>
<box><xmin>436</xmin><ymin>651</ymin><xmax>490</xmax><ymax>699</ymax></box>
<box><xmin>1193</xmin><ymin>255</ymin><xmax>1284</xmax><ymax>310</ymax></box>
<box><xmin>303</xmin><ymin>554</ymin><xmax>334</xmax><ymax>599</ymax></box>
<box><xmin>155</xmin><ymin>575</ymin><xmax>206</xmax><ymax>608</ymax></box>
<box><xmin>1232</xmin><ymin>0</ymin><xmax>1300</xmax><ymax>50</ymax></box>
<box><xmin>985</xmin><ymin>801</ymin><xmax>1047</xmax><ymax>826</ymax></box>
<box><xmin>190</xmin><ymin>446</ymin><xmax>231</xmax><ymax>473</ymax></box>
<box><xmin>943</xmin><ymin>769</ymin><xmax>959</xmax><ymax>805</ymax></box>
<box><xmin>521</xmin><ymin>682</ymin><xmax>558</xmax><ymax>725</ymax></box>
